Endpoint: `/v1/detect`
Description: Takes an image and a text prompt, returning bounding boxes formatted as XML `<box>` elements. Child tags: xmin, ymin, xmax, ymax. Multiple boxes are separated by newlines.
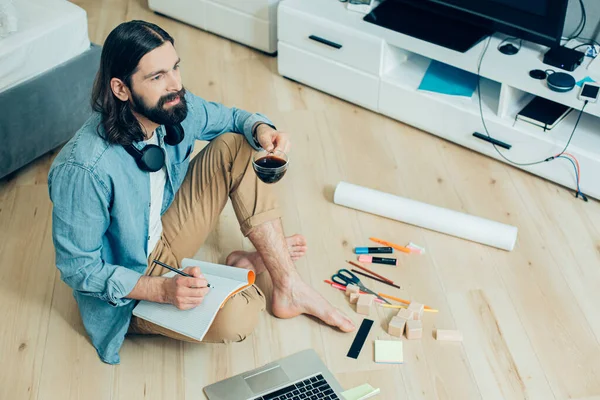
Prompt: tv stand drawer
<box><xmin>278</xmin><ymin>42</ymin><xmax>379</xmax><ymax>111</ymax></box>
<box><xmin>278</xmin><ymin>5</ymin><xmax>383</xmax><ymax>75</ymax></box>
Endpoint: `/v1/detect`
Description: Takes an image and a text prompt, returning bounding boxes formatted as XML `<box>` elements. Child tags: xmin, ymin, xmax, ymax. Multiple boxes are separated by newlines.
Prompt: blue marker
<box><xmin>354</xmin><ymin>247</ymin><xmax>393</xmax><ymax>254</ymax></box>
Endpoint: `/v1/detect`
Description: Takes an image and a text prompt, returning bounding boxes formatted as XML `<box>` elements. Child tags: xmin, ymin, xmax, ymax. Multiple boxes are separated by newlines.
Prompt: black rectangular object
<box><xmin>543</xmin><ymin>46</ymin><xmax>585</xmax><ymax>71</ymax></box>
<box><xmin>346</xmin><ymin>319</ymin><xmax>374</xmax><ymax>359</ymax></box>
<box><xmin>308</xmin><ymin>35</ymin><xmax>342</xmax><ymax>50</ymax></box>
<box><xmin>473</xmin><ymin>132</ymin><xmax>512</xmax><ymax>150</ymax></box>
<box><xmin>364</xmin><ymin>0</ymin><xmax>568</xmax><ymax>49</ymax></box>
<box><xmin>364</xmin><ymin>0</ymin><xmax>491</xmax><ymax>53</ymax></box>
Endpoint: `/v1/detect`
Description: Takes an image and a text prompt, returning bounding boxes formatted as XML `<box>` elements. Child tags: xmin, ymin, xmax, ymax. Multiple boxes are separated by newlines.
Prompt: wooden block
<box><xmin>349</xmin><ymin>292</ymin><xmax>360</xmax><ymax>304</ymax></box>
<box><xmin>436</xmin><ymin>329</ymin><xmax>463</xmax><ymax>342</ymax></box>
<box><xmin>405</xmin><ymin>319</ymin><xmax>423</xmax><ymax>340</ymax></box>
<box><xmin>356</xmin><ymin>294</ymin><xmax>374</xmax><ymax>315</ymax></box>
<box><xmin>345</xmin><ymin>283</ymin><xmax>360</xmax><ymax>296</ymax></box>
<box><xmin>396</xmin><ymin>308</ymin><xmax>414</xmax><ymax>321</ymax></box>
<box><xmin>407</xmin><ymin>301</ymin><xmax>425</xmax><ymax>320</ymax></box>
<box><xmin>387</xmin><ymin>316</ymin><xmax>406</xmax><ymax>337</ymax></box>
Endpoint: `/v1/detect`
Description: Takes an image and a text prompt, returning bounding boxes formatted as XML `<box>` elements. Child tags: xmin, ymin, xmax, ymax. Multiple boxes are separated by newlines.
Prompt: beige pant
<box><xmin>128</xmin><ymin>133</ymin><xmax>281</xmax><ymax>343</ymax></box>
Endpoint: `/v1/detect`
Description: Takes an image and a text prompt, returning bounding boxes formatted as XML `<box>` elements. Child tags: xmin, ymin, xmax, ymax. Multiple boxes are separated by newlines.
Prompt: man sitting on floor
<box><xmin>48</xmin><ymin>20</ymin><xmax>355</xmax><ymax>365</ymax></box>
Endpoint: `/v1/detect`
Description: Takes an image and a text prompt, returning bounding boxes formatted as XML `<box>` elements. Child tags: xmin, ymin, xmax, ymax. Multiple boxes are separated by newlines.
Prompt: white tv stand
<box><xmin>277</xmin><ymin>0</ymin><xmax>600</xmax><ymax>200</ymax></box>
<box><xmin>149</xmin><ymin>0</ymin><xmax>279</xmax><ymax>54</ymax></box>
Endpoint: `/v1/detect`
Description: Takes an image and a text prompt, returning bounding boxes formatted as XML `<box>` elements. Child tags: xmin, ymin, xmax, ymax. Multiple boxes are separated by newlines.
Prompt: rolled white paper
<box><xmin>333</xmin><ymin>181</ymin><xmax>517</xmax><ymax>251</ymax></box>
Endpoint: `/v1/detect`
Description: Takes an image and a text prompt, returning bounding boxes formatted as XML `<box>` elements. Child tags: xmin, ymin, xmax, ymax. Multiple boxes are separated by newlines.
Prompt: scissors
<box><xmin>331</xmin><ymin>269</ymin><xmax>391</xmax><ymax>305</ymax></box>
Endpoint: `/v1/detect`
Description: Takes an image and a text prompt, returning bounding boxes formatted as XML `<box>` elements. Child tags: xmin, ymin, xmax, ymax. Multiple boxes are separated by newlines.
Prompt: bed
<box><xmin>0</xmin><ymin>0</ymin><xmax>101</xmax><ymax>179</ymax></box>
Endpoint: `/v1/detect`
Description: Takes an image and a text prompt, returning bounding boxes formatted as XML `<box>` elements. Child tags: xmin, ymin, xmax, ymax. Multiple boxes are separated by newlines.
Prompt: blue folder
<box><xmin>418</xmin><ymin>60</ymin><xmax>478</xmax><ymax>98</ymax></box>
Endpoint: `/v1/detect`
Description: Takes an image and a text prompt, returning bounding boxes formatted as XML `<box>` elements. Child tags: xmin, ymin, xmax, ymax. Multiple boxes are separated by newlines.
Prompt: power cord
<box><xmin>565</xmin><ymin>0</ymin><xmax>586</xmax><ymax>42</ymax></box>
<box><xmin>556</xmin><ymin>154</ymin><xmax>588</xmax><ymax>201</ymax></box>
<box><xmin>560</xmin><ymin>0</ymin><xmax>593</xmax><ymax>60</ymax></box>
<box><xmin>478</xmin><ymin>36</ymin><xmax>589</xmax><ymax>200</ymax></box>
<box><xmin>574</xmin><ymin>37</ymin><xmax>600</xmax><ymax>48</ymax></box>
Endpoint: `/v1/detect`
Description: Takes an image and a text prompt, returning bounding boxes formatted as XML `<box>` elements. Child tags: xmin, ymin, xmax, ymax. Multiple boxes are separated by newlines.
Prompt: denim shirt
<box><xmin>48</xmin><ymin>91</ymin><xmax>273</xmax><ymax>364</ymax></box>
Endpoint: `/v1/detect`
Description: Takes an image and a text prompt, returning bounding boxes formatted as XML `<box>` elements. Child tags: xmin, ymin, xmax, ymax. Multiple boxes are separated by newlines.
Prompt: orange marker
<box><xmin>369</xmin><ymin>237</ymin><xmax>411</xmax><ymax>253</ymax></box>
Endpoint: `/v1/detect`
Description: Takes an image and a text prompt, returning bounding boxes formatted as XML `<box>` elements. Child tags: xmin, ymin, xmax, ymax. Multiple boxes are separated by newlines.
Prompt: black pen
<box><xmin>152</xmin><ymin>259</ymin><xmax>212</xmax><ymax>288</ymax></box>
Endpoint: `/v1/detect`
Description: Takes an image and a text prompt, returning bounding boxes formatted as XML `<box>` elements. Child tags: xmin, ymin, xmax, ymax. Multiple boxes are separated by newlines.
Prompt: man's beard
<box><xmin>130</xmin><ymin>87</ymin><xmax>188</xmax><ymax>126</ymax></box>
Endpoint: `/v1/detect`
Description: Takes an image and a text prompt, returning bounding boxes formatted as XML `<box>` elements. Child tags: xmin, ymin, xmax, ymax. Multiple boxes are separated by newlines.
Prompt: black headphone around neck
<box><xmin>123</xmin><ymin>124</ymin><xmax>185</xmax><ymax>172</ymax></box>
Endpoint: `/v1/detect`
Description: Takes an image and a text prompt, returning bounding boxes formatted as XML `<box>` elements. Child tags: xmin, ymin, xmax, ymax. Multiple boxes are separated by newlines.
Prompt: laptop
<box><xmin>203</xmin><ymin>349</ymin><xmax>345</xmax><ymax>400</ymax></box>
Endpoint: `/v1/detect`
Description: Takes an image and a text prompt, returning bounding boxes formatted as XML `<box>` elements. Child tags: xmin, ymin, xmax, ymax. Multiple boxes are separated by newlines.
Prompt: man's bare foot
<box><xmin>226</xmin><ymin>234</ymin><xmax>307</xmax><ymax>274</ymax></box>
<box><xmin>271</xmin><ymin>275</ymin><xmax>356</xmax><ymax>332</ymax></box>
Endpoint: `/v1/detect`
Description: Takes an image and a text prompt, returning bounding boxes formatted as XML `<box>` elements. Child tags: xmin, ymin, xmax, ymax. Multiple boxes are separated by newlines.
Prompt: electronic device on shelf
<box><xmin>364</xmin><ymin>0</ymin><xmax>569</xmax><ymax>53</ymax></box>
<box><xmin>579</xmin><ymin>82</ymin><xmax>600</xmax><ymax>103</ymax></box>
<box><xmin>543</xmin><ymin>46</ymin><xmax>585</xmax><ymax>71</ymax></box>
<box><xmin>546</xmin><ymin>71</ymin><xmax>576</xmax><ymax>93</ymax></box>
<box><xmin>529</xmin><ymin>69</ymin><xmax>548</xmax><ymax>80</ymax></box>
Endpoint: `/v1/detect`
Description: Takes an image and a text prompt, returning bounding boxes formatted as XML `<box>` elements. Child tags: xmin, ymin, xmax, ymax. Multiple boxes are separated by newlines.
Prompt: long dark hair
<box><xmin>91</xmin><ymin>20</ymin><xmax>174</xmax><ymax>146</ymax></box>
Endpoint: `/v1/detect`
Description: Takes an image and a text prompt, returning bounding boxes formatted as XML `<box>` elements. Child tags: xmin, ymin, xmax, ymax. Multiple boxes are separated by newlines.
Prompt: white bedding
<box><xmin>0</xmin><ymin>0</ymin><xmax>90</xmax><ymax>92</ymax></box>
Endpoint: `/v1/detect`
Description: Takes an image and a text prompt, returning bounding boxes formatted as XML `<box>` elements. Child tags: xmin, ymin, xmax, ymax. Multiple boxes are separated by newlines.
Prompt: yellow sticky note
<box><xmin>374</xmin><ymin>340</ymin><xmax>403</xmax><ymax>364</ymax></box>
<box><xmin>341</xmin><ymin>383</ymin><xmax>381</xmax><ymax>400</ymax></box>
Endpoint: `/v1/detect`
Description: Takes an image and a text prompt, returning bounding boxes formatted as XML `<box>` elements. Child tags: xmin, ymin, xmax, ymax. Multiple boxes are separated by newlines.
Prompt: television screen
<box><xmin>490</xmin><ymin>0</ymin><xmax>547</xmax><ymax>16</ymax></box>
<box><xmin>429</xmin><ymin>0</ymin><xmax>568</xmax><ymax>46</ymax></box>
<box><xmin>365</xmin><ymin>0</ymin><xmax>569</xmax><ymax>51</ymax></box>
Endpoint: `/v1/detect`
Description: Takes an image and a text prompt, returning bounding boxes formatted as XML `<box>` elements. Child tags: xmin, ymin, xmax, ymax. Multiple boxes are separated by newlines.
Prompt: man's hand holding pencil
<box><xmin>161</xmin><ymin>266</ymin><xmax>211</xmax><ymax>310</ymax></box>
<box><xmin>152</xmin><ymin>259</ymin><xmax>213</xmax><ymax>311</ymax></box>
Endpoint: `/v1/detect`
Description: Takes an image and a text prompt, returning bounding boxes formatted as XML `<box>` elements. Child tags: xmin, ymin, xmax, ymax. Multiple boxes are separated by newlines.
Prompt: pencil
<box><xmin>378</xmin><ymin>304</ymin><xmax>438</xmax><ymax>313</ymax></box>
<box><xmin>152</xmin><ymin>259</ymin><xmax>212</xmax><ymax>288</ymax></box>
<box><xmin>369</xmin><ymin>237</ymin><xmax>411</xmax><ymax>253</ymax></box>
<box><xmin>351</xmin><ymin>269</ymin><xmax>401</xmax><ymax>289</ymax></box>
<box><xmin>376</xmin><ymin>292</ymin><xmax>435</xmax><ymax>310</ymax></box>
<box><xmin>346</xmin><ymin>260</ymin><xmax>394</xmax><ymax>284</ymax></box>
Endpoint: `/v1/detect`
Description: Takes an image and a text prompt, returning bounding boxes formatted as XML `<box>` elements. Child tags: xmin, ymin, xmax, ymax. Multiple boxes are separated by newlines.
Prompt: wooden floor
<box><xmin>3</xmin><ymin>1</ymin><xmax>600</xmax><ymax>399</ymax></box>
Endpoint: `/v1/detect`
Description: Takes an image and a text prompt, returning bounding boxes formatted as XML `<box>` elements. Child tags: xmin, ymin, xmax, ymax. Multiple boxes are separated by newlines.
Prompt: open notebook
<box><xmin>132</xmin><ymin>258</ymin><xmax>255</xmax><ymax>341</ymax></box>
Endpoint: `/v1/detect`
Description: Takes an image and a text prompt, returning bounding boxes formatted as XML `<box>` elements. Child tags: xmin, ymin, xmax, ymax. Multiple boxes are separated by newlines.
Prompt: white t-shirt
<box><xmin>144</xmin><ymin>133</ymin><xmax>166</xmax><ymax>254</ymax></box>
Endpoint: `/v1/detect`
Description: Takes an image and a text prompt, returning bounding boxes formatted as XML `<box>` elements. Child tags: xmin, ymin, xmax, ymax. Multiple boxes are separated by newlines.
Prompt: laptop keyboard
<box><xmin>255</xmin><ymin>374</ymin><xmax>340</xmax><ymax>400</ymax></box>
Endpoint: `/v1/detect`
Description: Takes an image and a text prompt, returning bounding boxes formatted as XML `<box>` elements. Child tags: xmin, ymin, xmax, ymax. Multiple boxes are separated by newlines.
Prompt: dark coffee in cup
<box><xmin>253</xmin><ymin>155</ymin><xmax>287</xmax><ymax>183</ymax></box>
